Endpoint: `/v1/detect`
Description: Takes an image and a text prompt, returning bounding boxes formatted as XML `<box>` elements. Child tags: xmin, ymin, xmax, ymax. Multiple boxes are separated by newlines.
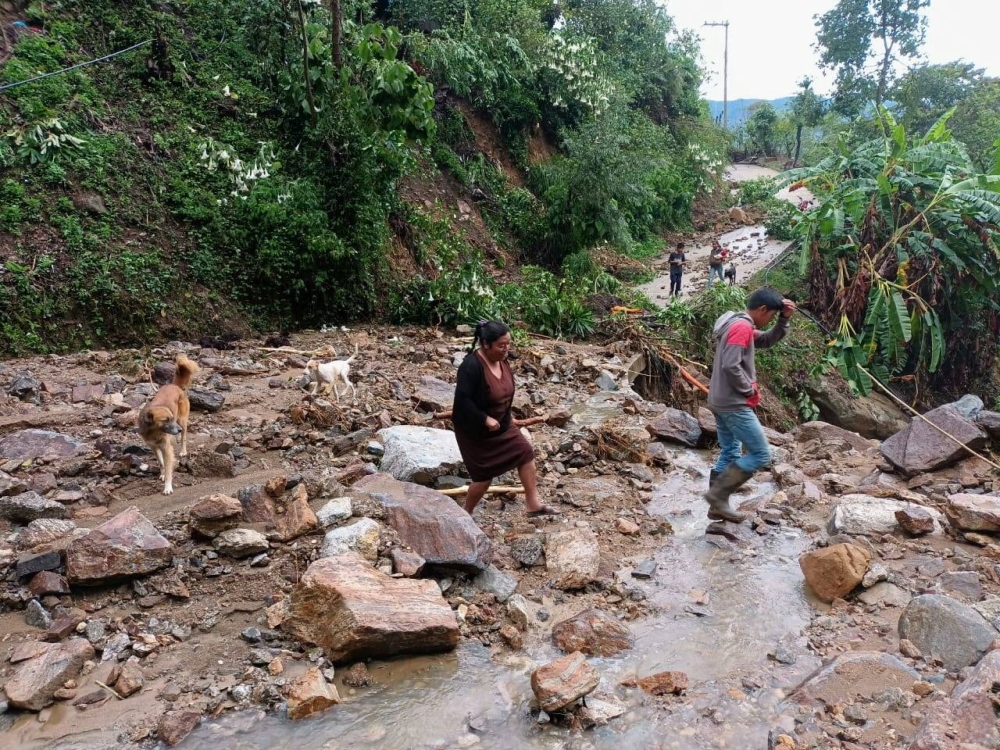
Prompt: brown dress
<box><xmin>454</xmin><ymin>352</ymin><xmax>534</xmax><ymax>482</ymax></box>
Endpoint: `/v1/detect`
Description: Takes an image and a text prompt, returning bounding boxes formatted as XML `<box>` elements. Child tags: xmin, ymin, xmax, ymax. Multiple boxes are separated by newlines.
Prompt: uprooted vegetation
<box><xmin>0</xmin><ymin>0</ymin><xmax>727</xmax><ymax>356</ymax></box>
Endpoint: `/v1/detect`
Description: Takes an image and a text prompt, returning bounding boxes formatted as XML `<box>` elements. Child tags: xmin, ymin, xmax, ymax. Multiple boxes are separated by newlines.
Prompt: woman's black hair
<box><xmin>470</xmin><ymin>320</ymin><xmax>510</xmax><ymax>352</ymax></box>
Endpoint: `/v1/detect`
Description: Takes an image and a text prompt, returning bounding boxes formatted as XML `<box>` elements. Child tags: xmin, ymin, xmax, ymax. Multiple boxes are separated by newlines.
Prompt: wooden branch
<box><xmin>213</xmin><ymin>366</ymin><xmax>266</xmax><ymax>376</ymax></box>
<box><xmin>438</xmin><ymin>485</ymin><xmax>525</xmax><ymax>497</ymax></box>
<box><xmin>431</xmin><ymin>411</ymin><xmax>550</xmax><ymax>428</ymax></box>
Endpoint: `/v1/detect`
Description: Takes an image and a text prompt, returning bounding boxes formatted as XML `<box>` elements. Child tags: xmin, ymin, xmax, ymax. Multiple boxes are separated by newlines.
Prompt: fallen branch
<box><xmin>431</xmin><ymin>411</ymin><xmax>550</xmax><ymax>428</ymax></box>
<box><xmin>212</xmin><ymin>366</ymin><xmax>267</xmax><ymax>376</ymax></box>
<box><xmin>95</xmin><ymin>680</ymin><xmax>124</xmax><ymax>700</ymax></box>
<box><xmin>438</xmin><ymin>485</ymin><xmax>525</xmax><ymax>497</ymax></box>
<box><xmin>661</xmin><ymin>352</ymin><xmax>709</xmax><ymax>395</ymax></box>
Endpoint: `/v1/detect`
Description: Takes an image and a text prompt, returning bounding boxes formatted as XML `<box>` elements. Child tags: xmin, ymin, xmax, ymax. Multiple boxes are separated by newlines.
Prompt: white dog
<box><xmin>304</xmin><ymin>344</ymin><xmax>358</xmax><ymax>403</ymax></box>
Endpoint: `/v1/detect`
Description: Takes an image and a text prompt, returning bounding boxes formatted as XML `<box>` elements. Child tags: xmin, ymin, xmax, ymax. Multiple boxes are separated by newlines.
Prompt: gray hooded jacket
<box><xmin>707</xmin><ymin>311</ymin><xmax>789</xmax><ymax>412</ymax></box>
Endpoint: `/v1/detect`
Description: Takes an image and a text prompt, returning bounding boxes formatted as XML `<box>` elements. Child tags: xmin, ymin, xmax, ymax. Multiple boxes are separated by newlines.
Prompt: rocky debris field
<box><xmin>0</xmin><ymin>326</ymin><xmax>998</xmax><ymax>750</ymax></box>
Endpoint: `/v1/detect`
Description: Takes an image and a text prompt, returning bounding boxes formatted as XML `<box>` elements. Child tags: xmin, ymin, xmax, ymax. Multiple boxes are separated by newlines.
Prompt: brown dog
<box><xmin>138</xmin><ymin>355</ymin><xmax>200</xmax><ymax>495</ymax></box>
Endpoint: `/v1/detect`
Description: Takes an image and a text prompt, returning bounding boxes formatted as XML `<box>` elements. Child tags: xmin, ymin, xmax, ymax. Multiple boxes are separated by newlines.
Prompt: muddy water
<box><xmin>188</xmin><ymin>448</ymin><xmax>819</xmax><ymax>750</ymax></box>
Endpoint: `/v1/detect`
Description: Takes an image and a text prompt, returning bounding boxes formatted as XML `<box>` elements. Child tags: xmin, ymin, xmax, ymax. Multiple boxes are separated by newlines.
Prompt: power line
<box><xmin>0</xmin><ymin>39</ymin><xmax>152</xmax><ymax>94</ymax></box>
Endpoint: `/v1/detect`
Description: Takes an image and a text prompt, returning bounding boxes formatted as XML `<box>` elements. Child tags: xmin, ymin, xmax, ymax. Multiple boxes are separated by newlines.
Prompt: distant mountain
<box><xmin>706</xmin><ymin>97</ymin><xmax>794</xmax><ymax>127</ymax></box>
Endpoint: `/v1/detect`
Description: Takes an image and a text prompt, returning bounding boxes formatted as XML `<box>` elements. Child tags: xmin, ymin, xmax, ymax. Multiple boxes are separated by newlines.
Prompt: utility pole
<box><xmin>703</xmin><ymin>21</ymin><xmax>730</xmax><ymax>129</ymax></box>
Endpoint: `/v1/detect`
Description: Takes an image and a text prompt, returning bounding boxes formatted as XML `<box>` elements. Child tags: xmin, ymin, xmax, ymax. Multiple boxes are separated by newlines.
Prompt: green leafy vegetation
<box><xmin>783</xmin><ymin>110</ymin><xmax>1000</xmax><ymax>398</ymax></box>
<box><xmin>0</xmin><ymin>0</ymin><xmax>718</xmax><ymax>354</ymax></box>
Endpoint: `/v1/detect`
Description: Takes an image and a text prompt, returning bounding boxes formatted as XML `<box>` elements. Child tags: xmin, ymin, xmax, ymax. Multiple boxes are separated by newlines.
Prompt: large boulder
<box><xmin>412</xmin><ymin>376</ymin><xmax>455</xmax><ymax>413</ymax></box>
<box><xmin>799</xmin><ymin>543</ymin><xmax>872</xmax><ymax>603</ymax></box>
<box><xmin>551</xmin><ymin>609</ymin><xmax>633</xmax><ymax>656</ymax></box>
<box><xmin>237</xmin><ymin>479</ymin><xmax>318</xmax><ymax>542</ymax></box>
<box><xmin>352</xmin><ymin>474</ymin><xmax>492</xmax><ymax>572</ymax></box>
<box><xmin>0</xmin><ymin>491</ymin><xmax>68</xmax><ymax>523</ymax></box>
<box><xmin>645</xmin><ymin>408</ymin><xmax>702</xmax><ymax>448</ymax></box>
<box><xmin>319</xmin><ymin>518</ymin><xmax>381</xmax><ymax>563</ymax></box>
<box><xmin>828</xmin><ymin>496</ymin><xmax>944</xmax><ymax>536</ymax></box>
<box><xmin>530</xmin><ymin>651</ymin><xmax>600</xmax><ymax>712</ymax></box>
<box><xmin>283</xmin><ymin>553</ymin><xmax>459</xmax><ymax>663</ymax></box>
<box><xmin>0</xmin><ymin>429</ymin><xmax>91</xmax><ymax>462</ymax></box>
<box><xmin>375</xmin><ymin>426</ymin><xmax>464</xmax><ymax>484</ymax></box>
<box><xmin>943</xmin><ymin>493</ymin><xmax>1000</xmax><ymax>533</ymax></box>
<box><xmin>66</xmin><ymin>507</ymin><xmax>173</xmax><ymax>584</ymax></box>
<box><xmin>803</xmin><ymin>376</ymin><xmax>908</xmax><ymax>439</ymax></box>
<box><xmin>880</xmin><ymin>402</ymin><xmax>988</xmax><ymax>475</ymax></box>
<box><xmin>898</xmin><ymin>594</ymin><xmax>997</xmax><ymax>671</ymax></box>
<box><xmin>5</xmin><ymin>638</ymin><xmax>95</xmax><ymax>710</ymax></box>
<box><xmin>909</xmin><ymin>651</ymin><xmax>1000</xmax><ymax>750</ymax></box>
<box><xmin>789</xmin><ymin>652</ymin><xmax>920</xmax><ymax>708</ymax></box>
<box><xmin>546</xmin><ymin>527</ymin><xmax>600</xmax><ymax>590</ymax></box>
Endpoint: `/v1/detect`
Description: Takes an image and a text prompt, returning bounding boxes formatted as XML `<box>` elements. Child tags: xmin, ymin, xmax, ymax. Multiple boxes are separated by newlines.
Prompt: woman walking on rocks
<box><xmin>453</xmin><ymin>321</ymin><xmax>560</xmax><ymax>519</ymax></box>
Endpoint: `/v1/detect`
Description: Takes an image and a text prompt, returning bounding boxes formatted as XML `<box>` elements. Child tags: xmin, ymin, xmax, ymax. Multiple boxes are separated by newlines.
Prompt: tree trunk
<box><xmin>793</xmin><ymin>123</ymin><xmax>803</xmax><ymax>166</ymax></box>
<box><xmin>295</xmin><ymin>0</ymin><xmax>317</xmax><ymax>127</ymax></box>
<box><xmin>330</xmin><ymin>0</ymin><xmax>343</xmax><ymax>70</ymax></box>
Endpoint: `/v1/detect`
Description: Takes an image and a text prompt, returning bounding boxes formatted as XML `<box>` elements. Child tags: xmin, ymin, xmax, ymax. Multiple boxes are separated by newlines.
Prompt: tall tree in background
<box><xmin>745</xmin><ymin>102</ymin><xmax>779</xmax><ymax>156</ymax></box>
<box><xmin>790</xmin><ymin>78</ymin><xmax>825</xmax><ymax>165</ymax></box>
<box><xmin>891</xmin><ymin>61</ymin><xmax>984</xmax><ymax>133</ymax></box>
<box><xmin>814</xmin><ymin>0</ymin><xmax>929</xmax><ymax>115</ymax></box>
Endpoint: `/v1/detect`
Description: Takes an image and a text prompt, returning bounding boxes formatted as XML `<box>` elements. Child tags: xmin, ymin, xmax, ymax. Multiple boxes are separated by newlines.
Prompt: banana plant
<box><xmin>780</xmin><ymin>107</ymin><xmax>1000</xmax><ymax>396</ymax></box>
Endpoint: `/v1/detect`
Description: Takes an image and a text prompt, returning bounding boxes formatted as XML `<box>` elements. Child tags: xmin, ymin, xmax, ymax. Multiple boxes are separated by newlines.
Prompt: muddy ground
<box><xmin>0</xmin><ymin>326</ymin><xmax>998</xmax><ymax>750</ymax></box>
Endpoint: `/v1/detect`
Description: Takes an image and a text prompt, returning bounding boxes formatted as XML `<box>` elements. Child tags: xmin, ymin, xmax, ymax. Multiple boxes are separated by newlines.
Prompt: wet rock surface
<box><xmin>531</xmin><ymin>651</ymin><xmax>600</xmax><ymax>712</ymax></box>
<box><xmin>897</xmin><ymin>594</ymin><xmax>998</xmax><ymax>671</ymax></box>
<box><xmin>551</xmin><ymin>609</ymin><xmax>633</xmax><ymax>656</ymax></box>
<box><xmin>284</xmin><ymin>553</ymin><xmax>460</xmax><ymax>662</ymax></box>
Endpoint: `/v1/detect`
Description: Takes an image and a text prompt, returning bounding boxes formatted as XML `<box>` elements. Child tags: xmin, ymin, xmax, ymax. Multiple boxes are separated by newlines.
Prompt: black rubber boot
<box><xmin>709</xmin><ymin>469</ymin><xmax>720</xmax><ymax>488</ymax></box>
<box><xmin>704</xmin><ymin>464</ymin><xmax>752</xmax><ymax>522</ymax></box>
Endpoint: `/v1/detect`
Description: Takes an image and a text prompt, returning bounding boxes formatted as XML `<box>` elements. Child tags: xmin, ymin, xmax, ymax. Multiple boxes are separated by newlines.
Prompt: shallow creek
<box><xmin>181</xmin><ymin>449</ymin><xmax>820</xmax><ymax>750</ymax></box>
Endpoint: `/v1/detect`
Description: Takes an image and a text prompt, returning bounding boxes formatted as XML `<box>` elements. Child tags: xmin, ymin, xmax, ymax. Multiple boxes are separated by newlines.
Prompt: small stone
<box><xmin>632</xmin><ymin>559</ymin><xmax>657</xmax><ymax>579</ymax></box>
<box><xmin>899</xmin><ymin>639</ymin><xmax>923</xmax><ymax>659</ymax></box>
<box><xmin>390</xmin><ymin>549</ymin><xmax>425</xmax><ymax>577</ymax></box>
<box><xmin>268</xmin><ymin>658</ymin><xmax>284</xmax><ymax>676</ymax></box>
<box><xmin>499</xmin><ymin>625</ymin><xmax>523</xmax><ymax>650</ymax></box>
<box><xmin>16</xmin><ymin>551</ymin><xmax>63</xmax><ymax>578</ymax></box>
<box><xmin>316</xmin><ymin>497</ymin><xmax>353</xmax><ymax>528</ymax></box>
<box><xmin>287</xmin><ymin>667</ymin><xmax>341</xmax><ymax>720</ymax></box>
<box><xmin>509</xmin><ymin>535</ymin><xmax>544</xmax><ymax>567</ymax></box>
<box><xmin>551</xmin><ymin>609</ymin><xmax>633</xmax><ymax>657</ymax></box>
<box><xmin>614</xmin><ymin>518</ymin><xmax>640</xmax><ymax>535</ymax></box>
<box><xmin>507</xmin><ymin>594</ymin><xmax>530</xmax><ymax>631</ymax></box>
<box><xmin>29</xmin><ymin>572</ymin><xmax>70</xmax><ymax>597</ymax></box>
<box><xmin>342</xmin><ymin>662</ymin><xmax>372</xmax><ymax>688</ymax></box>
<box><xmin>114</xmin><ymin>662</ymin><xmax>144</xmax><ymax>698</ymax></box>
<box><xmin>214</xmin><ymin>528</ymin><xmax>269</xmax><ymax>559</ymax></box>
<box><xmin>896</xmin><ymin>507</ymin><xmax>935</xmax><ymax>535</ymax></box>
<box><xmin>799</xmin><ymin>543</ymin><xmax>872</xmax><ymax>603</ymax></box>
<box><xmin>241</xmin><ymin>627</ymin><xmax>262</xmax><ymax>643</ymax></box>
<box><xmin>862</xmin><ymin>563</ymin><xmax>889</xmax><ymax>588</ymax></box>
<box><xmin>637</xmin><ymin>670</ymin><xmax>689</xmax><ymax>696</ymax></box>
<box><xmin>472</xmin><ymin>565</ymin><xmax>517</xmax><ymax>603</ymax></box>
<box><xmin>158</xmin><ymin>711</ymin><xmax>202</xmax><ymax>746</ymax></box>
<box><xmin>25</xmin><ymin>599</ymin><xmax>53</xmax><ymax>629</ymax></box>
<box><xmin>530</xmin><ymin>652</ymin><xmax>600</xmax><ymax>712</ymax></box>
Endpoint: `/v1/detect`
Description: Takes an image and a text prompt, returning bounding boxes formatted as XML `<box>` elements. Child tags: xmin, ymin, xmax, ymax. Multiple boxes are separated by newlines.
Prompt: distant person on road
<box><xmin>704</xmin><ymin>288</ymin><xmax>796</xmax><ymax>522</ymax></box>
<box><xmin>453</xmin><ymin>321</ymin><xmax>560</xmax><ymax>520</ymax></box>
<box><xmin>668</xmin><ymin>242</ymin><xmax>686</xmax><ymax>297</ymax></box>
<box><xmin>707</xmin><ymin>240</ymin><xmax>727</xmax><ymax>288</ymax></box>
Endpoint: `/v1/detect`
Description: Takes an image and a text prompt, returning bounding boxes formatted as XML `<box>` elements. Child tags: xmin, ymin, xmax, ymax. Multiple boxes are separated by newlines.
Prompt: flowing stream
<box><xmin>183</xmin><ymin>449</ymin><xmax>819</xmax><ymax>750</ymax></box>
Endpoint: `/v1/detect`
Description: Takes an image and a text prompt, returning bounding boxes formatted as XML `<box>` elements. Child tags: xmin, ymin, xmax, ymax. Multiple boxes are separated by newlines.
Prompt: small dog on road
<box><xmin>138</xmin><ymin>355</ymin><xmax>200</xmax><ymax>495</ymax></box>
<box><xmin>305</xmin><ymin>344</ymin><xmax>358</xmax><ymax>403</ymax></box>
<box><xmin>724</xmin><ymin>262</ymin><xmax>737</xmax><ymax>286</ymax></box>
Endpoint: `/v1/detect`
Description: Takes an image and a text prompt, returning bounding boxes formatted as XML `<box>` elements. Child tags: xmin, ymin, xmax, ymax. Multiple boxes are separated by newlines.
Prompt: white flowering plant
<box><xmin>198</xmin><ymin>137</ymin><xmax>277</xmax><ymax>199</ymax></box>
<box><xmin>539</xmin><ymin>33</ymin><xmax>613</xmax><ymax>118</ymax></box>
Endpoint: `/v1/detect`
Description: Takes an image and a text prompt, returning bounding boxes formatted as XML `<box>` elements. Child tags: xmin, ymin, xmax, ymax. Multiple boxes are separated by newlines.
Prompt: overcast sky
<box><xmin>665</xmin><ymin>0</ymin><xmax>1000</xmax><ymax>101</ymax></box>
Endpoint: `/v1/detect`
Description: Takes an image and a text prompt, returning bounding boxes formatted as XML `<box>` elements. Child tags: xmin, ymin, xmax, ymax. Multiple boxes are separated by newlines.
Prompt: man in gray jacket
<box><xmin>705</xmin><ymin>288</ymin><xmax>796</xmax><ymax>522</ymax></box>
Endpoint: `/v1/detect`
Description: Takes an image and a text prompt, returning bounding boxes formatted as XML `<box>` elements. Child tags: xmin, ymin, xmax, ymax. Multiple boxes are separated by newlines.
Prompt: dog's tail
<box><xmin>345</xmin><ymin>342</ymin><xmax>359</xmax><ymax>364</ymax></box>
<box><xmin>173</xmin><ymin>355</ymin><xmax>200</xmax><ymax>390</ymax></box>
